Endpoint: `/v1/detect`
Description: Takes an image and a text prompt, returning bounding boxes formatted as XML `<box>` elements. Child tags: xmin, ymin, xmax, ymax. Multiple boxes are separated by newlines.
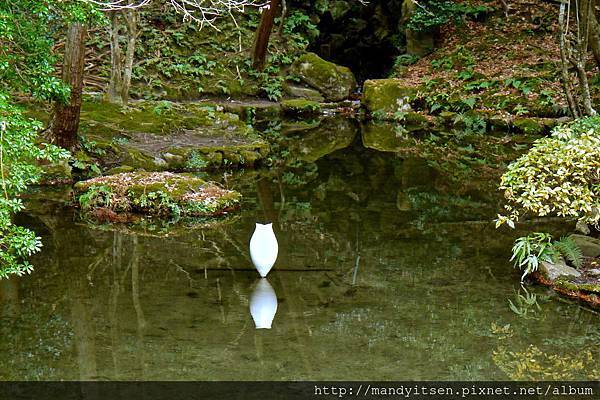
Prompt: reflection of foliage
<box><xmin>493</xmin><ymin>345</ymin><xmax>599</xmax><ymax>380</ymax></box>
<box><xmin>508</xmin><ymin>286</ymin><xmax>542</xmax><ymax>319</ymax></box>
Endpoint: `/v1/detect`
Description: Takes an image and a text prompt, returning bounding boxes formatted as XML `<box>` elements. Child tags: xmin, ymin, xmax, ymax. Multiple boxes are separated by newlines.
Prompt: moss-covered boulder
<box><xmin>282</xmin><ymin>82</ymin><xmax>325</xmax><ymax>102</ymax></box>
<box><xmin>291</xmin><ymin>52</ymin><xmax>356</xmax><ymax>102</ymax></box>
<box><xmin>512</xmin><ymin>117</ymin><xmax>545</xmax><ymax>135</ymax></box>
<box><xmin>76</xmin><ymin>100</ymin><xmax>269</xmax><ymax>173</ymax></box>
<box><xmin>74</xmin><ymin>171</ymin><xmax>241</xmax><ymax>219</ymax></box>
<box><xmin>362</xmin><ymin>79</ymin><xmax>417</xmax><ymax>118</ymax></box>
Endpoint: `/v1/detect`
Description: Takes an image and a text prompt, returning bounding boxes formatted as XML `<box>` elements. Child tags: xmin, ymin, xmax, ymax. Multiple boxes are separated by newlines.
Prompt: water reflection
<box><xmin>250</xmin><ymin>279</ymin><xmax>278</xmax><ymax>329</ymax></box>
<box><xmin>3</xmin><ymin>117</ymin><xmax>598</xmax><ymax>380</ymax></box>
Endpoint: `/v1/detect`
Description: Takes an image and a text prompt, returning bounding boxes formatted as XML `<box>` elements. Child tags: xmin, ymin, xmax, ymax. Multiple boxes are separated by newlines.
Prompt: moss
<box><xmin>555</xmin><ymin>279</ymin><xmax>600</xmax><ymax>294</ymax></box>
<box><xmin>362</xmin><ymin>79</ymin><xmax>417</xmax><ymax>118</ymax></box>
<box><xmin>281</xmin><ymin>99</ymin><xmax>322</xmax><ymax>116</ymax></box>
<box><xmin>106</xmin><ymin>165</ymin><xmax>135</xmax><ymax>175</ymax></box>
<box><xmin>512</xmin><ymin>118</ymin><xmax>545</xmax><ymax>135</ymax></box>
<box><xmin>75</xmin><ymin>171</ymin><xmax>242</xmax><ymax>219</ymax></box>
<box><xmin>291</xmin><ymin>52</ymin><xmax>357</xmax><ymax>102</ymax></box>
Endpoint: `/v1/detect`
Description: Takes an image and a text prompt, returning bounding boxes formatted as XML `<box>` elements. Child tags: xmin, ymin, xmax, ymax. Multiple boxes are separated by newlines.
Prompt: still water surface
<box><xmin>0</xmin><ymin>120</ymin><xmax>598</xmax><ymax>380</ymax></box>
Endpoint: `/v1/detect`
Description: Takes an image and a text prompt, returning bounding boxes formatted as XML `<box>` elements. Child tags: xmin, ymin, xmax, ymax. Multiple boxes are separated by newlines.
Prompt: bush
<box><xmin>497</xmin><ymin>117</ymin><xmax>600</xmax><ymax>228</ymax></box>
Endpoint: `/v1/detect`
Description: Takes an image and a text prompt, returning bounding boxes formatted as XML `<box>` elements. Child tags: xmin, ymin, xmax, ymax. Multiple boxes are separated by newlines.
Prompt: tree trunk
<box><xmin>559</xmin><ymin>3</ymin><xmax>580</xmax><ymax>118</ymax></box>
<box><xmin>577</xmin><ymin>0</ymin><xmax>597</xmax><ymax>115</ymax></box>
<box><xmin>106</xmin><ymin>11</ymin><xmax>123</xmax><ymax>104</ymax></box>
<box><xmin>121</xmin><ymin>9</ymin><xmax>139</xmax><ymax>105</ymax></box>
<box><xmin>50</xmin><ymin>23</ymin><xmax>87</xmax><ymax>150</ymax></box>
<box><xmin>252</xmin><ymin>0</ymin><xmax>280</xmax><ymax>70</ymax></box>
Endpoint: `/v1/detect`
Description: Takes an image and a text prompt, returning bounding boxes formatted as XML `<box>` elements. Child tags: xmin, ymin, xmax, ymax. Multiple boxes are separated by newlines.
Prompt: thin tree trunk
<box><xmin>50</xmin><ymin>23</ymin><xmax>87</xmax><ymax>150</ymax></box>
<box><xmin>278</xmin><ymin>0</ymin><xmax>287</xmax><ymax>36</ymax></box>
<box><xmin>121</xmin><ymin>9</ymin><xmax>139</xmax><ymax>105</ymax></box>
<box><xmin>577</xmin><ymin>0</ymin><xmax>597</xmax><ymax>115</ymax></box>
<box><xmin>252</xmin><ymin>0</ymin><xmax>280</xmax><ymax>70</ymax></box>
<box><xmin>559</xmin><ymin>3</ymin><xmax>580</xmax><ymax>118</ymax></box>
<box><xmin>106</xmin><ymin>11</ymin><xmax>123</xmax><ymax>104</ymax></box>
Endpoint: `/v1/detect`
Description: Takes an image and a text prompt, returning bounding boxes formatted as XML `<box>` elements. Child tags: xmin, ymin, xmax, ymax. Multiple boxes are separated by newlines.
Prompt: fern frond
<box><xmin>554</xmin><ymin>235</ymin><xmax>583</xmax><ymax>269</ymax></box>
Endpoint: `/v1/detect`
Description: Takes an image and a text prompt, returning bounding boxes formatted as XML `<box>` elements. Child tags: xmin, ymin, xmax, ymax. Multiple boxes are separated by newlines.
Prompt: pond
<box><xmin>1</xmin><ymin>117</ymin><xmax>598</xmax><ymax>380</ymax></box>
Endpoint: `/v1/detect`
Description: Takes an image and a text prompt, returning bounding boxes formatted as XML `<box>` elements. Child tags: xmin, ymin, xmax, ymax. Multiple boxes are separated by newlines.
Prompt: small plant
<box><xmin>510</xmin><ymin>233</ymin><xmax>556</xmax><ymax>281</ymax></box>
<box><xmin>152</xmin><ymin>101</ymin><xmax>174</xmax><ymax>116</ymax></box>
<box><xmin>553</xmin><ymin>235</ymin><xmax>583</xmax><ymax>269</ymax></box>
<box><xmin>78</xmin><ymin>185</ymin><xmax>114</xmax><ymax>211</ymax></box>
<box><xmin>185</xmin><ymin>151</ymin><xmax>209</xmax><ymax>171</ymax></box>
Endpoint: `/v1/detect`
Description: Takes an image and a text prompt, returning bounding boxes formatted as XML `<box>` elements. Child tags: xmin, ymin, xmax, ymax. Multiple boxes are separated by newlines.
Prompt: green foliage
<box><xmin>497</xmin><ymin>117</ymin><xmax>600</xmax><ymax>228</ymax></box>
<box><xmin>553</xmin><ymin>235</ymin><xmax>583</xmax><ymax>269</ymax></box>
<box><xmin>78</xmin><ymin>185</ymin><xmax>114</xmax><ymax>211</ymax></box>
<box><xmin>510</xmin><ymin>233</ymin><xmax>556</xmax><ymax>281</ymax></box>
<box><xmin>280</xmin><ymin>10</ymin><xmax>319</xmax><ymax>47</ymax></box>
<box><xmin>0</xmin><ymin>0</ymin><xmax>78</xmax><ymax>278</ymax></box>
<box><xmin>406</xmin><ymin>1</ymin><xmax>491</xmax><ymax>32</ymax></box>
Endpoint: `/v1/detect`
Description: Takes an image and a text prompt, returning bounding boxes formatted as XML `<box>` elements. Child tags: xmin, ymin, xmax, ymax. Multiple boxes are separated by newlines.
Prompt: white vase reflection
<box><xmin>250</xmin><ymin>278</ymin><xmax>278</xmax><ymax>329</ymax></box>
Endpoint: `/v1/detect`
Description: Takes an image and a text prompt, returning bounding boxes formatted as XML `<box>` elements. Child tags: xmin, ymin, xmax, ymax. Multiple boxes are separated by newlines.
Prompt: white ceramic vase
<box><xmin>249</xmin><ymin>222</ymin><xmax>278</xmax><ymax>277</ymax></box>
<box><xmin>250</xmin><ymin>278</ymin><xmax>278</xmax><ymax>329</ymax></box>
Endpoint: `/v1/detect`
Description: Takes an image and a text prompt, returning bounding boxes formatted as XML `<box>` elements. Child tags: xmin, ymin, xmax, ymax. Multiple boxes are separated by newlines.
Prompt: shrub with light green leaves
<box><xmin>497</xmin><ymin>117</ymin><xmax>600</xmax><ymax>228</ymax></box>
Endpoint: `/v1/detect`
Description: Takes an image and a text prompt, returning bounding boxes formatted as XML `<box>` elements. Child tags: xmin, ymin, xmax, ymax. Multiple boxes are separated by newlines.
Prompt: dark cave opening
<box><xmin>307</xmin><ymin>0</ymin><xmax>406</xmax><ymax>83</ymax></box>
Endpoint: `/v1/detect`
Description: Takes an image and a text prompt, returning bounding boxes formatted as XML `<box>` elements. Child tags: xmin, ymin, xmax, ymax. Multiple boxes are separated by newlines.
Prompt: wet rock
<box><xmin>291</xmin><ymin>52</ymin><xmax>357</xmax><ymax>102</ymax></box>
<box><xmin>362</xmin><ymin>79</ymin><xmax>417</xmax><ymax>118</ymax></box>
<box><xmin>588</xmin><ymin>268</ymin><xmax>600</xmax><ymax>276</ymax></box>
<box><xmin>74</xmin><ymin>171</ymin><xmax>241</xmax><ymax>218</ymax></box>
<box><xmin>283</xmin><ymin>82</ymin><xmax>325</xmax><ymax>102</ymax></box>
<box><xmin>539</xmin><ymin>257</ymin><xmax>581</xmax><ymax>281</ymax></box>
<box><xmin>571</xmin><ymin>234</ymin><xmax>600</xmax><ymax>257</ymax></box>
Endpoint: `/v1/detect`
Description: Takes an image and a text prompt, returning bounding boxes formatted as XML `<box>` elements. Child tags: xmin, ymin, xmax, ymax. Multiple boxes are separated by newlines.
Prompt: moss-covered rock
<box><xmin>38</xmin><ymin>160</ymin><xmax>72</xmax><ymax>185</ymax></box>
<box><xmin>76</xmin><ymin>100</ymin><xmax>269</xmax><ymax>173</ymax></box>
<box><xmin>512</xmin><ymin>117</ymin><xmax>545</xmax><ymax>135</ymax></box>
<box><xmin>281</xmin><ymin>99</ymin><xmax>322</xmax><ymax>116</ymax></box>
<box><xmin>282</xmin><ymin>82</ymin><xmax>325</xmax><ymax>102</ymax></box>
<box><xmin>362</xmin><ymin>79</ymin><xmax>417</xmax><ymax>118</ymax></box>
<box><xmin>74</xmin><ymin>171</ymin><xmax>241</xmax><ymax>219</ymax></box>
<box><xmin>291</xmin><ymin>52</ymin><xmax>357</xmax><ymax>102</ymax></box>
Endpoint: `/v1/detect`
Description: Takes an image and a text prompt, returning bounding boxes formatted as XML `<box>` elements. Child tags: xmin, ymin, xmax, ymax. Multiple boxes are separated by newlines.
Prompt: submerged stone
<box><xmin>291</xmin><ymin>52</ymin><xmax>356</xmax><ymax>102</ymax></box>
<box><xmin>74</xmin><ymin>171</ymin><xmax>241</xmax><ymax>219</ymax></box>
